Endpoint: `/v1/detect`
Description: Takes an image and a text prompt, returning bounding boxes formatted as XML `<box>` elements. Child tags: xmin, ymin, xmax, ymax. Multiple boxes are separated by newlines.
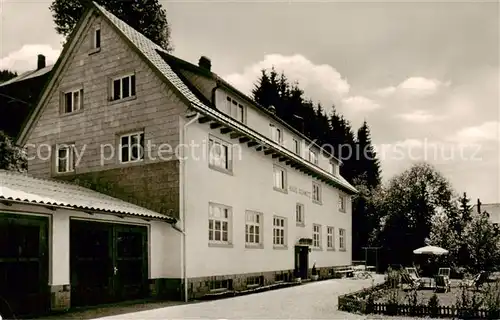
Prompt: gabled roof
<box><xmin>17</xmin><ymin>1</ymin><xmax>357</xmax><ymax>195</ymax></box>
<box><xmin>0</xmin><ymin>65</ymin><xmax>54</xmax><ymax>87</ymax></box>
<box><xmin>0</xmin><ymin>170</ymin><xmax>175</xmax><ymax>221</ymax></box>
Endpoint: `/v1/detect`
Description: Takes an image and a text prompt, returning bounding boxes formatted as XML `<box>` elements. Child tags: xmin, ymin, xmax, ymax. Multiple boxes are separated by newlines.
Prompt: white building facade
<box><xmin>11</xmin><ymin>1</ymin><xmax>358</xmax><ymax>311</ymax></box>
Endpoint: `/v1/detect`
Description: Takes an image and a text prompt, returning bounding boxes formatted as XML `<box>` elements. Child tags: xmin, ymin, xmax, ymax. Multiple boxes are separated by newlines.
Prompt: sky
<box><xmin>1</xmin><ymin>0</ymin><xmax>499</xmax><ymax>203</ymax></box>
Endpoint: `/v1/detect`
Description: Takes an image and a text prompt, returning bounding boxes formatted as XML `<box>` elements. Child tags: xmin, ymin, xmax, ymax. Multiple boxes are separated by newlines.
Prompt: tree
<box><xmin>355</xmin><ymin>121</ymin><xmax>381</xmax><ymax>189</ymax></box>
<box><xmin>49</xmin><ymin>0</ymin><xmax>173</xmax><ymax>51</ymax></box>
<box><xmin>0</xmin><ymin>131</ymin><xmax>27</xmax><ymax>172</ymax></box>
<box><xmin>464</xmin><ymin>211</ymin><xmax>500</xmax><ymax>273</ymax></box>
<box><xmin>376</xmin><ymin>162</ymin><xmax>457</xmax><ymax>266</ymax></box>
<box><xmin>0</xmin><ymin>70</ymin><xmax>18</xmax><ymax>83</ymax></box>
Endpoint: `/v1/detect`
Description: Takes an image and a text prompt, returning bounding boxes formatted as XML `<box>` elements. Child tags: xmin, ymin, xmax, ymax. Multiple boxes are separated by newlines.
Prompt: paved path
<box><xmin>95</xmin><ymin>275</ymin><xmax>398</xmax><ymax>319</ymax></box>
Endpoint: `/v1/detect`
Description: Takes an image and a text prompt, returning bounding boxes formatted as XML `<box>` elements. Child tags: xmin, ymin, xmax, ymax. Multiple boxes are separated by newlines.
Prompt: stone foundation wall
<box><xmin>186</xmin><ymin>265</ymin><xmax>352</xmax><ymax>299</ymax></box>
<box><xmin>50</xmin><ymin>284</ymin><xmax>71</xmax><ymax>312</ymax></box>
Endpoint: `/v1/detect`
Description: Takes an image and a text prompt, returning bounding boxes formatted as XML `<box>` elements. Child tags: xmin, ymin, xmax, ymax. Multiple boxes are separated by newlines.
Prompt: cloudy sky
<box><xmin>1</xmin><ymin>0</ymin><xmax>499</xmax><ymax>203</ymax></box>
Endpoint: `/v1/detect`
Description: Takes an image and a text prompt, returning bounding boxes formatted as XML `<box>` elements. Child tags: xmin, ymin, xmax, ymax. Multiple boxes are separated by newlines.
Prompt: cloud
<box><xmin>395</xmin><ymin>109</ymin><xmax>444</xmax><ymax>123</ymax></box>
<box><xmin>375</xmin><ymin>77</ymin><xmax>450</xmax><ymax>98</ymax></box>
<box><xmin>447</xmin><ymin>121</ymin><xmax>500</xmax><ymax>144</ymax></box>
<box><xmin>0</xmin><ymin>44</ymin><xmax>61</xmax><ymax>72</ymax></box>
<box><xmin>223</xmin><ymin>54</ymin><xmax>350</xmax><ymax>110</ymax></box>
<box><xmin>341</xmin><ymin>96</ymin><xmax>381</xmax><ymax>113</ymax></box>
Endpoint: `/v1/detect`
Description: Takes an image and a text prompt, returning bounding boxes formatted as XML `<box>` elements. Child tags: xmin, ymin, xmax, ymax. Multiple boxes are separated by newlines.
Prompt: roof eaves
<box><xmin>188</xmin><ymin>100</ymin><xmax>358</xmax><ymax>194</ymax></box>
<box><xmin>1</xmin><ymin>196</ymin><xmax>175</xmax><ymax>222</ymax></box>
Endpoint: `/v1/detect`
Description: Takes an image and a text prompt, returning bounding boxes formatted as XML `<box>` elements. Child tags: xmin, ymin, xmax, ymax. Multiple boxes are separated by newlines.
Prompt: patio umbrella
<box><xmin>413</xmin><ymin>245</ymin><xmax>448</xmax><ymax>255</ymax></box>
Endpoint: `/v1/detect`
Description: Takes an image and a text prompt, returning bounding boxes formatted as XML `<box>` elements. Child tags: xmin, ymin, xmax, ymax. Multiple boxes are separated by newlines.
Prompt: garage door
<box><xmin>0</xmin><ymin>213</ymin><xmax>49</xmax><ymax>318</ymax></box>
<box><xmin>70</xmin><ymin>220</ymin><xmax>148</xmax><ymax>307</ymax></box>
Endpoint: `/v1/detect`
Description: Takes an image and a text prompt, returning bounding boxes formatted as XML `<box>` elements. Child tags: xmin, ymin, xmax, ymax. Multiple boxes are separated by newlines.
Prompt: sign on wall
<box><xmin>289</xmin><ymin>185</ymin><xmax>311</xmax><ymax>198</ymax></box>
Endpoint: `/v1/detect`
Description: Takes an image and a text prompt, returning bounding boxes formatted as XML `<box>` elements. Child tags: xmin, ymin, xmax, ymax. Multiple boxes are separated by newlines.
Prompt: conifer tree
<box><xmin>356</xmin><ymin>121</ymin><xmax>381</xmax><ymax>189</ymax></box>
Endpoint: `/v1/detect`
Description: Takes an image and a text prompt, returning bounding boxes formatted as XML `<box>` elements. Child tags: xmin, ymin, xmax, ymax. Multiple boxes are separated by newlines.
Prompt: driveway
<box><xmin>95</xmin><ymin>275</ymin><xmax>390</xmax><ymax>319</ymax></box>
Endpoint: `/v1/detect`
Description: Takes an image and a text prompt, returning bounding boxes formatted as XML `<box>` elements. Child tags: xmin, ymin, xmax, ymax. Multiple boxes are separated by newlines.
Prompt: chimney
<box><xmin>37</xmin><ymin>54</ymin><xmax>46</xmax><ymax>70</ymax></box>
<box><xmin>198</xmin><ymin>56</ymin><xmax>211</xmax><ymax>71</ymax></box>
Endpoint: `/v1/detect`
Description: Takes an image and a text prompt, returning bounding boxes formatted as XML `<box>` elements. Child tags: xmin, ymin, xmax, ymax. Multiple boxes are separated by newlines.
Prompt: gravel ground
<box><xmin>92</xmin><ymin>274</ymin><xmax>426</xmax><ymax>320</ymax></box>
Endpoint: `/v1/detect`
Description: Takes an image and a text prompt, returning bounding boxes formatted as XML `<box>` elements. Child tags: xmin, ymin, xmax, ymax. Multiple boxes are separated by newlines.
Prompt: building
<box><xmin>0</xmin><ymin>55</ymin><xmax>53</xmax><ymax>138</ymax></box>
<box><xmin>12</xmin><ymin>0</ymin><xmax>357</xmax><ymax>312</ymax></box>
<box><xmin>0</xmin><ymin>170</ymin><xmax>175</xmax><ymax>317</ymax></box>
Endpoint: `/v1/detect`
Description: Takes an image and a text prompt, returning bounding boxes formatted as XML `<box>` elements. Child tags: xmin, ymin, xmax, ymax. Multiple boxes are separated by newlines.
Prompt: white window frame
<box><xmin>312</xmin><ymin>182</ymin><xmax>322</xmax><ymax>204</ymax></box>
<box><xmin>293</xmin><ymin>138</ymin><xmax>301</xmax><ymax>155</ymax></box>
<box><xmin>119</xmin><ymin>131</ymin><xmax>144</xmax><ymax>163</ymax></box>
<box><xmin>208</xmin><ymin>135</ymin><xmax>232</xmax><ymax>173</ymax></box>
<box><xmin>55</xmin><ymin>143</ymin><xmax>75</xmax><ymax>173</ymax></box>
<box><xmin>226</xmin><ymin>96</ymin><xmax>245</xmax><ymax>123</ymax></box>
<box><xmin>245</xmin><ymin>210</ymin><xmax>263</xmax><ymax>247</ymax></box>
<box><xmin>273</xmin><ymin>165</ymin><xmax>287</xmax><ymax>192</ymax></box>
<box><xmin>270</xmin><ymin>124</ymin><xmax>283</xmax><ymax>144</ymax></box>
<box><xmin>208</xmin><ymin>203</ymin><xmax>232</xmax><ymax>246</ymax></box>
<box><xmin>111</xmin><ymin>73</ymin><xmax>136</xmax><ymax>101</ymax></box>
<box><xmin>329</xmin><ymin>161</ymin><xmax>338</xmax><ymax>176</ymax></box>
<box><xmin>62</xmin><ymin>88</ymin><xmax>83</xmax><ymax>114</ymax></box>
<box><xmin>273</xmin><ymin>216</ymin><xmax>287</xmax><ymax>247</ymax></box>
<box><xmin>309</xmin><ymin>148</ymin><xmax>318</xmax><ymax>165</ymax></box>
<box><xmin>313</xmin><ymin>224</ymin><xmax>322</xmax><ymax>249</ymax></box>
<box><xmin>339</xmin><ymin>228</ymin><xmax>346</xmax><ymax>251</ymax></box>
<box><xmin>339</xmin><ymin>194</ymin><xmax>346</xmax><ymax>212</ymax></box>
<box><xmin>296</xmin><ymin>203</ymin><xmax>305</xmax><ymax>226</ymax></box>
<box><xmin>327</xmin><ymin>226</ymin><xmax>335</xmax><ymax>250</ymax></box>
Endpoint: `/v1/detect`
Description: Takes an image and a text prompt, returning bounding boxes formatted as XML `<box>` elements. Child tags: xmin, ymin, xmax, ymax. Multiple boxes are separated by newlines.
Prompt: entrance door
<box><xmin>70</xmin><ymin>220</ymin><xmax>148</xmax><ymax>307</ymax></box>
<box><xmin>294</xmin><ymin>246</ymin><xmax>309</xmax><ymax>279</ymax></box>
<box><xmin>0</xmin><ymin>213</ymin><xmax>49</xmax><ymax>318</ymax></box>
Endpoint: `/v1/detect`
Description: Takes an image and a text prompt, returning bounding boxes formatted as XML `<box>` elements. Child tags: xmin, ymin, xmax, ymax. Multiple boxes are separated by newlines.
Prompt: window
<box><xmin>309</xmin><ymin>148</ymin><xmax>318</xmax><ymax>164</ymax></box>
<box><xmin>55</xmin><ymin>144</ymin><xmax>75</xmax><ymax>173</ymax></box>
<box><xmin>208</xmin><ymin>203</ymin><xmax>231</xmax><ymax>245</ymax></box>
<box><xmin>339</xmin><ymin>194</ymin><xmax>346</xmax><ymax>212</ymax></box>
<box><xmin>94</xmin><ymin>27</ymin><xmax>101</xmax><ymax>49</ymax></box>
<box><xmin>275</xmin><ymin>272</ymin><xmax>287</xmax><ymax>282</ymax></box>
<box><xmin>273</xmin><ymin>165</ymin><xmax>286</xmax><ymax>191</ymax></box>
<box><xmin>312</xmin><ymin>182</ymin><xmax>322</xmax><ymax>203</ymax></box>
<box><xmin>339</xmin><ymin>228</ymin><xmax>346</xmax><ymax>251</ymax></box>
<box><xmin>273</xmin><ymin>216</ymin><xmax>286</xmax><ymax>247</ymax></box>
<box><xmin>327</xmin><ymin>227</ymin><xmax>335</xmax><ymax>250</ymax></box>
<box><xmin>270</xmin><ymin>124</ymin><xmax>282</xmax><ymax>144</ymax></box>
<box><xmin>209</xmin><ymin>136</ymin><xmax>232</xmax><ymax>172</ymax></box>
<box><xmin>112</xmin><ymin>74</ymin><xmax>136</xmax><ymax>101</ymax></box>
<box><xmin>293</xmin><ymin>138</ymin><xmax>300</xmax><ymax>155</ymax></box>
<box><xmin>119</xmin><ymin>132</ymin><xmax>144</xmax><ymax>163</ymax></box>
<box><xmin>209</xmin><ymin>279</ymin><xmax>231</xmax><ymax>291</ymax></box>
<box><xmin>226</xmin><ymin>96</ymin><xmax>245</xmax><ymax>123</ymax></box>
<box><xmin>246</xmin><ymin>276</ymin><xmax>262</xmax><ymax>287</ymax></box>
<box><xmin>245</xmin><ymin>211</ymin><xmax>262</xmax><ymax>247</ymax></box>
<box><xmin>296</xmin><ymin>203</ymin><xmax>304</xmax><ymax>225</ymax></box>
<box><xmin>63</xmin><ymin>88</ymin><xmax>83</xmax><ymax>113</ymax></box>
<box><xmin>329</xmin><ymin>162</ymin><xmax>338</xmax><ymax>175</ymax></box>
<box><xmin>313</xmin><ymin>224</ymin><xmax>321</xmax><ymax>249</ymax></box>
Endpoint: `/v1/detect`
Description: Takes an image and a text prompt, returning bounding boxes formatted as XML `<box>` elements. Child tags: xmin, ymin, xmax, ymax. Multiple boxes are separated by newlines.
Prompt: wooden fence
<box><xmin>338</xmin><ymin>288</ymin><xmax>500</xmax><ymax>319</ymax></box>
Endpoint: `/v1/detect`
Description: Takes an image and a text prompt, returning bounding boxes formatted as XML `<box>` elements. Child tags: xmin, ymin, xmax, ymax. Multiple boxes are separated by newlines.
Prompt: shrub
<box><xmin>428</xmin><ymin>293</ymin><xmax>440</xmax><ymax>318</ymax></box>
<box><xmin>482</xmin><ymin>280</ymin><xmax>500</xmax><ymax>319</ymax></box>
<box><xmin>386</xmin><ymin>268</ymin><xmax>401</xmax><ymax>289</ymax></box>
<box><xmin>454</xmin><ymin>285</ymin><xmax>482</xmax><ymax>319</ymax></box>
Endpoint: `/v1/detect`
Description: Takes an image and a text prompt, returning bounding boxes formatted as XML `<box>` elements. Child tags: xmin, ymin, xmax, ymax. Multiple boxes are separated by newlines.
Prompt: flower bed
<box><xmin>338</xmin><ymin>278</ymin><xmax>500</xmax><ymax>319</ymax></box>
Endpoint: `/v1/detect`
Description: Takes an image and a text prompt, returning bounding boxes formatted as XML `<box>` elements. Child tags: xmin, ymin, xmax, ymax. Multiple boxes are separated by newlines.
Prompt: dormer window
<box><xmin>270</xmin><ymin>124</ymin><xmax>282</xmax><ymax>144</ymax></box>
<box><xmin>329</xmin><ymin>161</ymin><xmax>338</xmax><ymax>175</ymax></box>
<box><xmin>226</xmin><ymin>96</ymin><xmax>245</xmax><ymax>123</ymax></box>
<box><xmin>309</xmin><ymin>148</ymin><xmax>318</xmax><ymax>165</ymax></box>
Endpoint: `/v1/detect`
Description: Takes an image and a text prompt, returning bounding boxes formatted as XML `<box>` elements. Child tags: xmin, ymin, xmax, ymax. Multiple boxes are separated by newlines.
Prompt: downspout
<box><xmin>179</xmin><ymin>111</ymin><xmax>200</xmax><ymax>302</ymax></box>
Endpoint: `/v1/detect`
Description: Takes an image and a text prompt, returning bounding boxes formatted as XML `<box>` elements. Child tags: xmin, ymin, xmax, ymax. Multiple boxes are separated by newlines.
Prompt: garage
<box><xmin>0</xmin><ymin>212</ymin><xmax>49</xmax><ymax>318</ymax></box>
<box><xmin>70</xmin><ymin>219</ymin><xmax>149</xmax><ymax>307</ymax></box>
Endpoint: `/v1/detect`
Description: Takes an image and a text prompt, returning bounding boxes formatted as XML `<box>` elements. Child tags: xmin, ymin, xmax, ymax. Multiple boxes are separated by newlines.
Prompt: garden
<box><xmin>339</xmin><ymin>268</ymin><xmax>500</xmax><ymax>319</ymax></box>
